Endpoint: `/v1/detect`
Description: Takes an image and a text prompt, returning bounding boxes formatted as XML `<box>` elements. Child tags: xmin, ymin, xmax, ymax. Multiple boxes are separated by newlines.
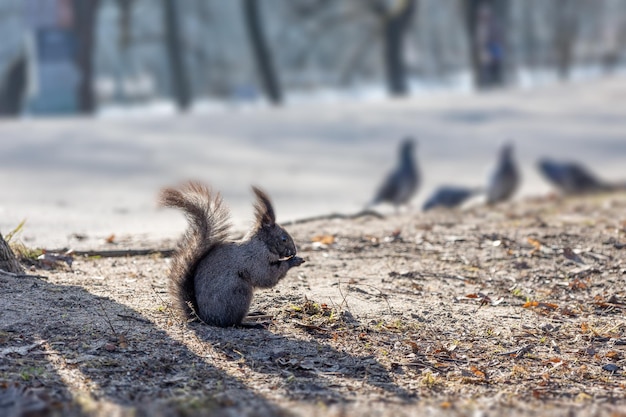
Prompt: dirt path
<box><xmin>1</xmin><ymin>192</ymin><xmax>626</xmax><ymax>416</ymax></box>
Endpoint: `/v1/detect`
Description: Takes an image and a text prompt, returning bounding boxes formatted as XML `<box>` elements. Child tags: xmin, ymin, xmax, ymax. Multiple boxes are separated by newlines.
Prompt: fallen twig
<box><xmin>117</xmin><ymin>314</ymin><xmax>152</xmax><ymax>324</ymax></box>
<box><xmin>0</xmin><ymin>268</ymin><xmax>47</xmax><ymax>279</ymax></box>
<box><xmin>391</xmin><ymin>360</ymin><xmax>440</xmax><ymax>372</ymax></box>
<box><xmin>292</xmin><ymin>320</ymin><xmax>329</xmax><ymax>332</ymax></box>
<box><xmin>345</xmin><ymin>281</ymin><xmax>393</xmax><ymax>314</ymax></box>
<box><xmin>438</xmin><ymin>274</ymin><xmax>470</xmax><ymax>282</ymax></box>
<box><xmin>498</xmin><ymin>344</ymin><xmax>534</xmax><ymax>358</ymax></box>
<box><xmin>96</xmin><ymin>298</ymin><xmax>120</xmax><ymax>338</ymax></box>
<box><xmin>242</xmin><ymin>314</ymin><xmax>274</xmax><ymax>323</ymax></box>
<box><xmin>44</xmin><ymin>248</ymin><xmax>175</xmax><ymax>258</ymax></box>
<box><xmin>0</xmin><ymin>341</ymin><xmax>45</xmax><ymax>357</ymax></box>
<box><xmin>283</xmin><ymin>209</ymin><xmax>384</xmax><ymax>226</ymax></box>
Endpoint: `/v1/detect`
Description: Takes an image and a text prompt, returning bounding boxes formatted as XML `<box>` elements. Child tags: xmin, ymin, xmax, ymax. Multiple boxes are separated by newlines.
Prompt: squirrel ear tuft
<box><xmin>252</xmin><ymin>186</ymin><xmax>276</xmax><ymax>227</ymax></box>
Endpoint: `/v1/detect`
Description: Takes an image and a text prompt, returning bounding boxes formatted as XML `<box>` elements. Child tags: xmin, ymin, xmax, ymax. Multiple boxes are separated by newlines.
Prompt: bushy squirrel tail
<box><xmin>159</xmin><ymin>181</ymin><xmax>231</xmax><ymax>319</ymax></box>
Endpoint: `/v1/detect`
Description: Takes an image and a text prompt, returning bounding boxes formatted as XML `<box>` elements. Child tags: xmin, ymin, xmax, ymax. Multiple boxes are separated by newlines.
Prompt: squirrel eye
<box><xmin>281</xmin><ymin>235</ymin><xmax>287</xmax><ymax>242</ymax></box>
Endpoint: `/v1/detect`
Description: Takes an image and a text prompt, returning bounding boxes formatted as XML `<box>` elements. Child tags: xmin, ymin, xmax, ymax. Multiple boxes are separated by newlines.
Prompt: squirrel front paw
<box><xmin>288</xmin><ymin>256</ymin><xmax>305</xmax><ymax>268</ymax></box>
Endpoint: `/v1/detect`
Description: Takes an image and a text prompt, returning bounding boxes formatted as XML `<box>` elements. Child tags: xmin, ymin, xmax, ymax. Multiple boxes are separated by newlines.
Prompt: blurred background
<box><xmin>0</xmin><ymin>0</ymin><xmax>625</xmax><ymax>247</ymax></box>
<box><xmin>2</xmin><ymin>0</ymin><xmax>626</xmax><ymax>112</ymax></box>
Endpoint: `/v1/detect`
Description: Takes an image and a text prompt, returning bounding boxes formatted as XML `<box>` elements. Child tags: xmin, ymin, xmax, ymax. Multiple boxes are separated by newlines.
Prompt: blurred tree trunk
<box><xmin>117</xmin><ymin>0</ymin><xmax>134</xmax><ymax>49</ymax></box>
<box><xmin>552</xmin><ymin>0</ymin><xmax>580</xmax><ymax>80</ymax></box>
<box><xmin>243</xmin><ymin>0</ymin><xmax>283</xmax><ymax>105</ymax></box>
<box><xmin>115</xmin><ymin>0</ymin><xmax>136</xmax><ymax>103</ymax></box>
<box><xmin>520</xmin><ymin>2</ymin><xmax>538</xmax><ymax>71</ymax></box>
<box><xmin>383</xmin><ymin>0</ymin><xmax>416</xmax><ymax>96</ymax></box>
<box><xmin>368</xmin><ymin>0</ymin><xmax>416</xmax><ymax>96</ymax></box>
<box><xmin>463</xmin><ymin>0</ymin><xmax>481</xmax><ymax>87</ymax></box>
<box><xmin>0</xmin><ymin>233</ymin><xmax>23</xmax><ymax>274</ymax></box>
<box><xmin>163</xmin><ymin>0</ymin><xmax>192</xmax><ymax>111</ymax></box>
<box><xmin>596</xmin><ymin>0</ymin><xmax>621</xmax><ymax>75</ymax></box>
<box><xmin>72</xmin><ymin>0</ymin><xmax>100</xmax><ymax>114</ymax></box>
<box><xmin>463</xmin><ymin>0</ymin><xmax>508</xmax><ymax>89</ymax></box>
<box><xmin>0</xmin><ymin>54</ymin><xmax>27</xmax><ymax>116</ymax></box>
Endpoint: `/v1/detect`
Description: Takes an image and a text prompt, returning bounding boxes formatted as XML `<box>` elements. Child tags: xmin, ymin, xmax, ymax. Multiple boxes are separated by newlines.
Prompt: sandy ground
<box><xmin>1</xmin><ymin>191</ymin><xmax>626</xmax><ymax>416</ymax></box>
<box><xmin>1</xmin><ymin>77</ymin><xmax>625</xmax><ymax>416</ymax></box>
<box><xmin>0</xmin><ymin>76</ymin><xmax>625</xmax><ymax>248</ymax></box>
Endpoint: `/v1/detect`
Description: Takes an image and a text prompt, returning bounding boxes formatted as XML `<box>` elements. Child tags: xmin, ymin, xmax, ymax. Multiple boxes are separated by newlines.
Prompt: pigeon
<box><xmin>369</xmin><ymin>138</ymin><xmax>419</xmax><ymax>208</ymax></box>
<box><xmin>422</xmin><ymin>186</ymin><xmax>482</xmax><ymax>211</ymax></box>
<box><xmin>538</xmin><ymin>158</ymin><xmax>611</xmax><ymax>194</ymax></box>
<box><xmin>486</xmin><ymin>143</ymin><xmax>519</xmax><ymax>204</ymax></box>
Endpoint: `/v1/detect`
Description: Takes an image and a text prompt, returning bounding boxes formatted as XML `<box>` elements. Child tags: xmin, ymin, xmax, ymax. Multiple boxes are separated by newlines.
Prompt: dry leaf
<box><xmin>511</xmin><ymin>365</ymin><xmax>527</xmax><ymax>376</ymax></box>
<box><xmin>522</xmin><ymin>300</ymin><xmax>558</xmax><ymax>310</ymax></box>
<box><xmin>105</xmin><ymin>234</ymin><xmax>116</xmax><ymax>244</ymax></box>
<box><xmin>405</xmin><ymin>340</ymin><xmax>419</xmax><ymax>353</ymax></box>
<box><xmin>118</xmin><ymin>334</ymin><xmax>128</xmax><ymax>349</ymax></box>
<box><xmin>470</xmin><ymin>366</ymin><xmax>486</xmax><ymax>379</ymax></box>
<box><xmin>569</xmin><ymin>278</ymin><xmax>588</xmax><ymax>290</ymax></box>
<box><xmin>523</xmin><ymin>300</ymin><xmax>539</xmax><ymax>308</ymax></box>
<box><xmin>311</xmin><ymin>234</ymin><xmax>335</xmax><ymax>245</ymax></box>
<box><xmin>364</xmin><ymin>235</ymin><xmax>379</xmax><ymax>244</ymax></box>
<box><xmin>528</xmin><ymin>237</ymin><xmax>542</xmax><ymax>256</ymax></box>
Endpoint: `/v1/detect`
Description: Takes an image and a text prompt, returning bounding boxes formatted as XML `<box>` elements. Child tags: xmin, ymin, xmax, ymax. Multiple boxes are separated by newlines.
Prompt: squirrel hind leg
<box><xmin>194</xmin><ymin>269</ymin><xmax>254</xmax><ymax>327</ymax></box>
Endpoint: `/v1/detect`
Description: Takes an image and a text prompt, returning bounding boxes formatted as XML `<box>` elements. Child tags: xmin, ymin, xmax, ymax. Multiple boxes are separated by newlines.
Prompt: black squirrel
<box><xmin>160</xmin><ymin>181</ymin><xmax>304</xmax><ymax>327</ymax></box>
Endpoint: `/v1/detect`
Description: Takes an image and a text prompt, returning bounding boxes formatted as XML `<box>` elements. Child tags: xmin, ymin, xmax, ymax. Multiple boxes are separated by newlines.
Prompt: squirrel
<box><xmin>159</xmin><ymin>181</ymin><xmax>304</xmax><ymax>327</ymax></box>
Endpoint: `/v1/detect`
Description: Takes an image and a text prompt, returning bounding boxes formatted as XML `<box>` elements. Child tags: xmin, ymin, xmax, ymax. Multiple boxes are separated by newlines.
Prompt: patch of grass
<box><xmin>20</xmin><ymin>366</ymin><xmax>44</xmax><ymax>381</ymax></box>
<box><xmin>286</xmin><ymin>298</ymin><xmax>336</xmax><ymax>320</ymax></box>
<box><xmin>509</xmin><ymin>286</ymin><xmax>526</xmax><ymax>300</ymax></box>
<box><xmin>4</xmin><ymin>219</ymin><xmax>26</xmax><ymax>243</ymax></box>
<box><xmin>172</xmin><ymin>396</ymin><xmax>220</xmax><ymax>412</ymax></box>
<box><xmin>370</xmin><ymin>318</ymin><xmax>420</xmax><ymax>333</ymax></box>
<box><xmin>0</xmin><ymin>331</ymin><xmax>12</xmax><ymax>344</ymax></box>
<box><xmin>10</xmin><ymin>241</ymin><xmax>43</xmax><ymax>262</ymax></box>
<box><xmin>420</xmin><ymin>370</ymin><xmax>441</xmax><ymax>389</ymax></box>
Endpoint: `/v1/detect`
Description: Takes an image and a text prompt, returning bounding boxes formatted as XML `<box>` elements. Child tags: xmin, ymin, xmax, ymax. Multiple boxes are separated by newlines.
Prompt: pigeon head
<box><xmin>399</xmin><ymin>138</ymin><xmax>416</xmax><ymax>160</ymax></box>
<box><xmin>538</xmin><ymin>158</ymin><xmax>565</xmax><ymax>182</ymax></box>
<box><xmin>538</xmin><ymin>158</ymin><xmax>555</xmax><ymax>171</ymax></box>
<box><xmin>500</xmin><ymin>142</ymin><xmax>514</xmax><ymax>160</ymax></box>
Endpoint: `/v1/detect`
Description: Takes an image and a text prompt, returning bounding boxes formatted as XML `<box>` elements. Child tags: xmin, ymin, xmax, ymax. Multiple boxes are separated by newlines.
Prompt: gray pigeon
<box><xmin>538</xmin><ymin>158</ymin><xmax>611</xmax><ymax>194</ymax></box>
<box><xmin>369</xmin><ymin>138</ymin><xmax>419</xmax><ymax>208</ymax></box>
<box><xmin>422</xmin><ymin>186</ymin><xmax>482</xmax><ymax>211</ymax></box>
<box><xmin>486</xmin><ymin>143</ymin><xmax>519</xmax><ymax>204</ymax></box>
